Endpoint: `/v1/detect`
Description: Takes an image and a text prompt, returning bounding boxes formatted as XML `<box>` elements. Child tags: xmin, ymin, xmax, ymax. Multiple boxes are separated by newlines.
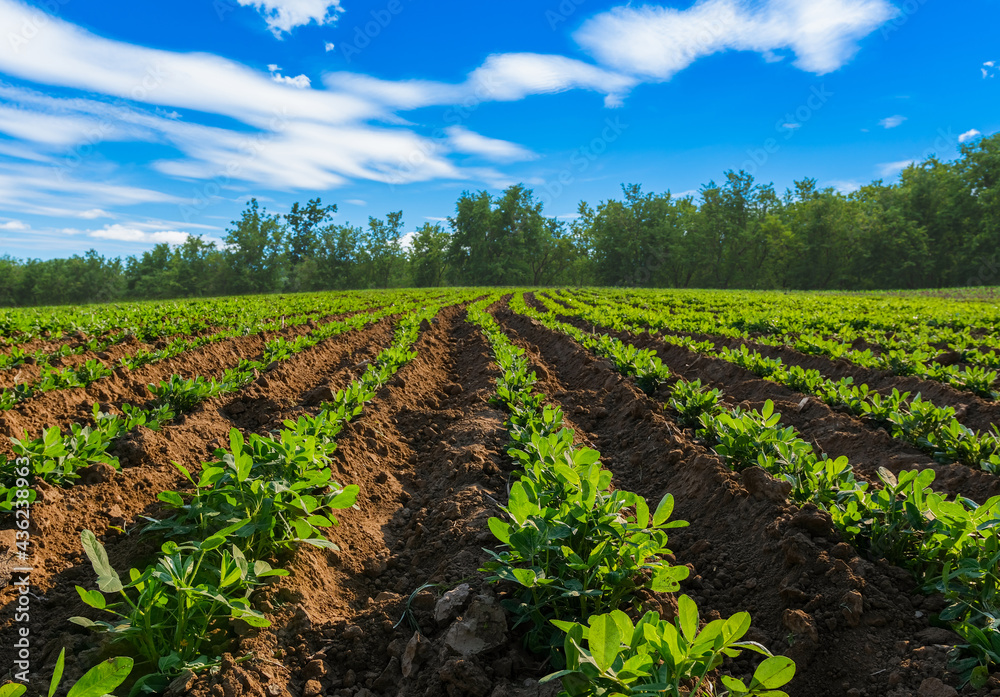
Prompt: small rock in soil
<box><xmin>740</xmin><ymin>467</ymin><xmax>792</xmax><ymax>502</ymax></box>
<box><xmin>401</xmin><ymin>632</ymin><xmax>431</xmax><ymax>678</ymax></box>
<box><xmin>302</xmin><ymin>385</ymin><xmax>334</xmax><ymax>406</ymax></box>
<box><xmin>435</xmin><ymin>583</ymin><xmax>472</xmax><ymax>625</ymax></box>
<box><xmin>78</xmin><ymin>462</ymin><xmax>116</xmax><ymax>485</ymax></box>
<box><xmin>917</xmin><ymin>677</ymin><xmax>958</xmax><ymax>697</ymax></box>
<box><xmin>443</xmin><ymin>382</ymin><xmax>464</xmax><ymax>396</ymax></box>
<box><xmin>915</xmin><ymin>627</ymin><xmax>960</xmax><ymax>645</ymax></box>
<box><xmin>841</xmin><ymin>590</ymin><xmax>864</xmax><ymax>627</ymax></box>
<box><xmin>444</xmin><ymin>595</ymin><xmax>507</xmax><ymax>656</ymax></box>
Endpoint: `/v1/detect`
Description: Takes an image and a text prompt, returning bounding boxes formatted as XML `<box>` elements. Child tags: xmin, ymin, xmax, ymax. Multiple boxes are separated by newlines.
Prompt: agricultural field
<box><xmin>1</xmin><ymin>288</ymin><xmax>1000</xmax><ymax>697</ymax></box>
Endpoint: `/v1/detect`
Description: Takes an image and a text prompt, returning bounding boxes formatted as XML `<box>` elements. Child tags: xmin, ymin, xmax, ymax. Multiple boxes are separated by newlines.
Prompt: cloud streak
<box><xmin>574</xmin><ymin>0</ymin><xmax>897</xmax><ymax>80</ymax></box>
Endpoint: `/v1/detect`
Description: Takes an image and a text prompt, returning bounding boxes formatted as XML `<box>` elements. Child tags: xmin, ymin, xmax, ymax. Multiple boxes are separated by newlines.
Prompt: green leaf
<box><xmin>200</xmin><ymin>535</ymin><xmax>228</xmax><ymax>551</ymax></box>
<box><xmin>157</xmin><ymin>491</ymin><xmax>184</xmax><ymax>507</ymax></box>
<box><xmin>652</xmin><ymin>494</ymin><xmax>675</xmax><ymax>526</ymax></box>
<box><xmin>329</xmin><ymin>485</ymin><xmax>359</xmax><ymax>509</ymax></box>
<box><xmin>677</xmin><ymin>595</ymin><xmax>698</xmax><ymax>642</ymax></box>
<box><xmin>488</xmin><ymin>517</ymin><xmax>511</xmax><ymax>544</ymax></box>
<box><xmin>47</xmin><ymin>648</ymin><xmax>65</xmax><ymax>697</ymax></box>
<box><xmin>0</xmin><ymin>684</ymin><xmax>27</xmax><ymax>697</ymax></box>
<box><xmin>75</xmin><ymin>587</ymin><xmax>106</xmax><ymax>610</ymax></box>
<box><xmin>511</xmin><ymin>568</ymin><xmax>539</xmax><ymax>587</ymax></box>
<box><xmin>588</xmin><ymin>614</ymin><xmax>621</xmax><ymax>673</ymax></box>
<box><xmin>751</xmin><ymin>656</ymin><xmax>797</xmax><ymax>689</ymax></box>
<box><xmin>80</xmin><ymin>530</ymin><xmax>122</xmax><ymax>594</ymax></box>
<box><xmin>66</xmin><ymin>656</ymin><xmax>133</xmax><ymax>697</ymax></box>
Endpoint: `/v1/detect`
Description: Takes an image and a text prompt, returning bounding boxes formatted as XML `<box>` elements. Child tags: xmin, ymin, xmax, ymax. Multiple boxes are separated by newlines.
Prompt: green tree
<box><xmin>224</xmin><ymin>198</ymin><xmax>287</xmax><ymax>294</ymax></box>
<box><xmin>285</xmin><ymin>198</ymin><xmax>337</xmax><ymax>265</ymax></box>
<box><xmin>364</xmin><ymin>211</ymin><xmax>404</xmax><ymax>289</ymax></box>
<box><xmin>409</xmin><ymin>223</ymin><xmax>449</xmax><ymax>287</ymax></box>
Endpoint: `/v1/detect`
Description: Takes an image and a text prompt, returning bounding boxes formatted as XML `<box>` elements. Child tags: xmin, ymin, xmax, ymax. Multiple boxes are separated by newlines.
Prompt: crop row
<box><xmin>0</xmin><ymin>292</ymin><xmax>452</xmax><ymax>512</ymax></box>
<box><xmin>547</xmin><ymin>292</ymin><xmax>1000</xmax><ymax>475</ymax></box>
<box><xmin>567</xmin><ymin>288</ymin><xmax>1000</xmax><ymax>401</ymax></box>
<box><xmin>1</xmin><ymin>300</ymin><xmax>448</xmax><ymax>694</ymax></box>
<box><xmin>0</xmin><ymin>291</ymin><xmax>404</xmax><ymax>411</ymax></box>
<box><xmin>513</xmin><ymin>293</ymin><xmax>1000</xmax><ymax>688</ymax></box>
<box><xmin>466</xmin><ymin>297</ymin><xmax>795</xmax><ymax>697</ymax></box>
<box><xmin>0</xmin><ymin>293</ymin><xmax>351</xmax><ymax>347</ymax></box>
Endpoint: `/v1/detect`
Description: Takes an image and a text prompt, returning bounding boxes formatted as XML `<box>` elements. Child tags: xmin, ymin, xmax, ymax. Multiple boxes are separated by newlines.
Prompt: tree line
<box><xmin>1</xmin><ymin>132</ymin><xmax>998</xmax><ymax>307</ymax></box>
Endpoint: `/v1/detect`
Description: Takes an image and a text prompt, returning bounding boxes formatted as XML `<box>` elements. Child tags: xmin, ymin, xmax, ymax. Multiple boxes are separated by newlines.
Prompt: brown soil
<box><xmin>495</xmin><ymin>303</ymin><xmax>995</xmax><ymax>697</ymax></box>
<box><xmin>2</xmin><ymin>297</ymin><xmax>998</xmax><ymax>697</ymax></box>
<box><xmin>0</xmin><ymin>311</ymin><xmax>380</xmax><ymax>449</ymax></box>
<box><xmin>536</xmin><ymin>296</ymin><xmax>1000</xmax><ymax>505</ymax></box>
<box><xmin>0</xmin><ymin>315</ymin><xmax>401</xmax><ymax>690</ymax></box>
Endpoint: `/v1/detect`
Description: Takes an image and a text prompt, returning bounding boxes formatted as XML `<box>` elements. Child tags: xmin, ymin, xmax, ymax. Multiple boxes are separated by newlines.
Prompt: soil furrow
<box><xmin>541</xmin><ymin>302</ymin><xmax>1000</xmax><ymax>505</ymax></box>
<box><xmin>0</xmin><ymin>317</ymin><xmax>400</xmax><ymax>684</ymax></box>
<box><xmin>494</xmin><ymin>305</ymin><xmax>953</xmax><ymax>697</ymax></box>
<box><xmin>185</xmin><ymin>304</ymin><xmax>556</xmax><ymax>697</ymax></box>
<box><xmin>0</xmin><ymin>310</ymin><xmax>378</xmax><ymax>447</ymax></box>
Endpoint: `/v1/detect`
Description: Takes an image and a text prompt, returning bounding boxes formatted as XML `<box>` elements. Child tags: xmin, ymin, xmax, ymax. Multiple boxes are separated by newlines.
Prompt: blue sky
<box><xmin>0</xmin><ymin>0</ymin><xmax>996</xmax><ymax>259</ymax></box>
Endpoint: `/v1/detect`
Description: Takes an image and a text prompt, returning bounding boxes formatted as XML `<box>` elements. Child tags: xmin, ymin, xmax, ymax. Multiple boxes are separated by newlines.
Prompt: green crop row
<box><xmin>562</xmin><ymin>288</ymin><xmax>1000</xmax><ymax>401</ymax></box>
<box><xmin>514</xmin><ymin>294</ymin><xmax>1000</xmax><ymax>688</ymax></box>
<box><xmin>546</xmin><ymin>291</ymin><xmax>1000</xmax><ymax>475</ymax></box>
<box><xmin>0</xmin><ymin>292</ymin><xmax>448</xmax><ymax>512</ymax></box>
<box><xmin>62</xmin><ymin>302</ymin><xmax>443</xmax><ymax>694</ymax></box>
<box><xmin>0</xmin><ymin>291</ymin><xmax>400</xmax><ymax>411</ymax></box>
<box><xmin>0</xmin><ymin>291</ymin><xmax>384</xmax><ymax>347</ymax></box>
<box><xmin>466</xmin><ymin>298</ymin><xmax>795</xmax><ymax>697</ymax></box>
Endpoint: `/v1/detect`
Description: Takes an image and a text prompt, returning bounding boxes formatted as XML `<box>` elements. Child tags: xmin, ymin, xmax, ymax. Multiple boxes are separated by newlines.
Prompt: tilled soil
<box><xmin>536</xmin><ymin>296</ymin><xmax>1000</xmax><ymax>506</ymax></box>
<box><xmin>0</xmin><ymin>317</ymin><xmax>398</xmax><ymax>686</ymax></box>
<box><xmin>0</xmin><ymin>299</ymin><xmax>996</xmax><ymax>697</ymax></box>
<box><xmin>0</xmin><ymin>310</ymin><xmax>381</xmax><ymax>449</ymax></box>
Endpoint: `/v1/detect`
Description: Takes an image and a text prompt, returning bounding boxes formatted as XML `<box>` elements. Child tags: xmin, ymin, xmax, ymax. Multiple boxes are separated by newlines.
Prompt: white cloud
<box><xmin>877</xmin><ymin>160</ymin><xmax>914</xmax><ymax>178</ymax></box>
<box><xmin>324</xmin><ymin>42</ymin><xmax>336</xmax><ymax>52</ymax></box>
<box><xmin>326</xmin><ymin>53</ymin><xmax>638</xmax><ymax>110</ymax></box>
<box><xmin>0</xmin><ymin>220</ymin><xmax>29</xmax><ymax>230</ymax></box>
<box><xmin>574</xmin><ymin>0</ymin><xmax>897</xmax><ymax>80</ymax></box>
<box><xmin>344</xmin><ymin>199</ymin><xmax>367</xmax><ymax>206</ymax></box>
<box><xmin>959</xmin><ymin>129</ymin><xmax>982</xmax><ymax>144</ymax></box>
<box><xmin>88</xmin><ymin>224</ymin><xmax>191</xmax><ymax>245</ymax></box>
<box><xmin>270</xmin><ymin>71</ymin><xmax>311</xmax><ymax>89</ymax></box>
<box><xmin>781</xmin><ymin>122</ymin><xmax>802</xmax><ymax>130</ymax></box>
<box><xmin>984</xmin><ymin>61</ymin><xmax>997</xmax><ymax>79</ymax></box>
<box><xmin>399</xmin><ymin>231</ymin><xmax>417</xmax><ymax>250</ymax></box>
<box><xmin>446</xmin><ymin>126</ymin><xmax>537</xmax><ymax>162</ymax></box>
<box><xmin>879</xmin><ymin>114</ymin><xmax>907</xmax><ymax>129</ymax></box>
<box><xmin>78</xmin><ymin>209</ymin><xmax>113</xmax><ymax>219</ymax></box>
<box><xmin>827</xmin><ymin>179</ymin><xmax>862</xmax><ymax>194</ymax></box>
<box><xmin>236</xmin><ymin>0</ymin><xmax>343</xmax><ymax>36</ymax></box>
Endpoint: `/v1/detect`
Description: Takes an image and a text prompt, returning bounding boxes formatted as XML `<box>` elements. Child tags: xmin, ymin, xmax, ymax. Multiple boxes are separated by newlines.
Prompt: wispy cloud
<box><xmin>446</xmin><ymin>126</ymin><xmax>537</xmax><ymax>163</ymax></box>
<box><xmin>959</xmin><ymin>129</ymin><xmax>982</xmax><ymax>144</ymax></box>
<box><xmin>269</xmin><ymin>67</ymin><xmax>311</xmax><ymax>89</ymax></box>
<box><xmin>0</xmin><ymin>220</ymin><xmax>29</xmax><ymax>231</ymax></box>
<box><xmin>877</xmin><ymin>159</ymin><xmax>914</xmax><ymax>178</ymax></box>
<box><xmin>88</xmin><ymin>224</ymin><xmax>191</xmax><ymax>244</ymax></box>
<box><xmin>574</xmin><ymin>0</ymin><xmax>897</xmax><ymax>80</ymax></box>
<box><xmin>879</xmin><ymin>114</ymin><xmax>907</xmax><ymax>129</ymax></box>
<box><xmin>236</xmin><ymin>0</ymin><xmax>344</xmax><ymax>36</ymax></box>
